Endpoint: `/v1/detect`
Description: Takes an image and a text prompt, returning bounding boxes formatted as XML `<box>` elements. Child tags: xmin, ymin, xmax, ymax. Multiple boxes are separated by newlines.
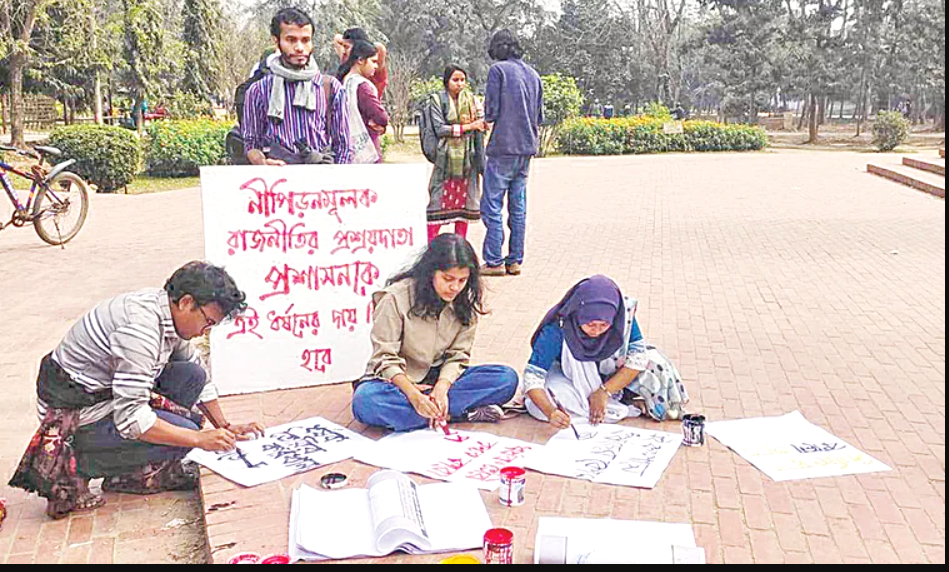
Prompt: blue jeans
<box><xmin>481</xmin><ymin>155</ymin><xmax>532</xmax><ymax>267</ymax></box>
<box><xmin>352</xmin><ymin>365</ymin><xmax>519</xmax><ymax>432</ymax></box>
<box><xmin>74</xmin><ymin>361</ymin><xmax>206</xmax><ymax>478</ymax></box>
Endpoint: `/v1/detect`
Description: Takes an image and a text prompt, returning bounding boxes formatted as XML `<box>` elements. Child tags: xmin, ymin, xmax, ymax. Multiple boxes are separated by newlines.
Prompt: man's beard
<box><xmin>281</xmin><ymin>51</ymin><xmax>312</xmax><ymax>70</ymax></box>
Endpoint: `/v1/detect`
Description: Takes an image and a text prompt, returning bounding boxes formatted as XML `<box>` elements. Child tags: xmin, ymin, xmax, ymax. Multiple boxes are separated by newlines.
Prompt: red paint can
<box><xmin>498</xmin><ymin>467</ymin><xmax>526</xmax><ymax>507</ymax></box>
<box><xmin>261</xmin><ymin>554</ymin><xmax>291</xmax><ymax>564</ymax></box>
<box><xmin>483</xmin><ymin>528</ymin><xmax>514</xmax><ymax>564</ymax></box>
<box><xmin>227</xmin><ymin>553</ymin><xmax>262</xmax><ymax>564</ymax></box>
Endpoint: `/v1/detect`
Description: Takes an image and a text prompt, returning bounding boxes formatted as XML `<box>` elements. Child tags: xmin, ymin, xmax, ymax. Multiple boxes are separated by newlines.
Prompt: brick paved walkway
<box><xmin>1</xmin><ymin>151</ymin><xmax>944</xmax><ymax>564</ymax></box>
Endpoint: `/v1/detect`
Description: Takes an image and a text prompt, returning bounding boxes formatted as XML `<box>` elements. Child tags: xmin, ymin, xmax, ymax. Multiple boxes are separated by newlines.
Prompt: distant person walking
<box><xmin>480</xmin><ymin>29</ymin><xmax>544</xmax><ymax>277</ymax></box>
<box><xmin>425</xmin><ymin>65</ymin><xmax>486</xmax><ymax>242</ymax></box>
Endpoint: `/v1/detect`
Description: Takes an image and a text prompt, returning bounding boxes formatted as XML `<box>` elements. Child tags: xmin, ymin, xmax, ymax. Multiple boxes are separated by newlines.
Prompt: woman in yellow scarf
<box><xmin>425</xmin><ymin>66</ymin><xmax>486</xmax><ymax>242</ymax></box>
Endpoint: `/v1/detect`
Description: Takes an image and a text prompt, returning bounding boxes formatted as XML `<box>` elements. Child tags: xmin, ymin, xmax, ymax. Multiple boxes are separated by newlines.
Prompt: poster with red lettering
<box><xmin>201</xmin><ymin>165</ymin><xmax>429</xmax><ymax>395</ymax></box>
<box><xmin>355</xmin><ymin>429</ymin><xmax>540</xmax><ymax>491</ymax></box>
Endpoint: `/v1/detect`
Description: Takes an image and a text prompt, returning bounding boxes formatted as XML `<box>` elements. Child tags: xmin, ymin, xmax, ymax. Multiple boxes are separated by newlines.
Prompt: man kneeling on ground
<box><xmin>9</xmin><ymin>261</ymin><xmax>264</xmax><ymax>519</ymax></box>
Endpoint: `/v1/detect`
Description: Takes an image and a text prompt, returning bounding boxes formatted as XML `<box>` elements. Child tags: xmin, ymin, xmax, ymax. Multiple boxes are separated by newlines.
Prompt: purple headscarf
<box><xmin>531</xmin><ymin>275</ymin><xmax>626</xmax><ymax>362</ymax></box>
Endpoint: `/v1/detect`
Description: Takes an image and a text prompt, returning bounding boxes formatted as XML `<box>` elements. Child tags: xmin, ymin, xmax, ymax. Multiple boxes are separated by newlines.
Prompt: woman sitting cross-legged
<box><xmin>524</xmin><ymin>275</ymin><xmax>689</xmax><ymax>428</ymax></box>
<box><xmin>352</xmin><ymin>234</ymin><xmax>518</xmax><ymax>432</ymax></box>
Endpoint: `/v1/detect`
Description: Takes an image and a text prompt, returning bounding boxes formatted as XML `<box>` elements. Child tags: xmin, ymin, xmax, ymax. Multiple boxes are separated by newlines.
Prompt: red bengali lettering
<box><xmin>464</xmin><ymin>441</ymin><xmax>497</xmax><ymax>459</ymax></box>
<box><xmin>465</xmin><ymin>464</ymin><xmax>502</xmax><ymax>482</ymax></box>
<box><xmin>227</xmin><ymin>307</ymin><xmax>263</xmax><ymax>340</ymax></box>
<box><xmin>331</xmin><ymin>308</ymin><xmax>359</xmax><ymax>332</ymax></box>
<box><xmin>261</xmin><ymin>261</ymin><xmax>381</xmax><ymax>301</ymax></box>
<box><xmin>301</xmin><ymin>348</ymin><xmax>333</xmax><ymax>373</ymax></box>
<box><xmin>330</xmin><ymin>227</ymin><xmax>415</xmax><ymax>255</ymax></box>
<box><xmin>268</xmin><ymin>305</ymin><xmax>321</xmax><ymax>339</ymax></box>
<box><xmin>226</xmin><ymin>219</ymin><xmax>319</xmax><ymax>256</ymax></box>
<box><xmin>245</xmin><ymin>185</ymin><xmax>378</xmax><ymax>224</ymax></box>
<box><xmin>429</xmin><ymin>457</ymin><xmax>469</xmax><ymax>478</ymax></box>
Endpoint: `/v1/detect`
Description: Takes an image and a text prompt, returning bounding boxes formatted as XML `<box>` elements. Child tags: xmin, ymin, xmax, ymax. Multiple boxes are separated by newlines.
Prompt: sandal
<box><xmin>46</xmin><ymin>493</ymin><xmax>106</xmax><ymax>520</ymax></box>
<box><xmin>103</xmin><ymin>461</ymin><xmax>198</xmax><ymax>496</ymax></box>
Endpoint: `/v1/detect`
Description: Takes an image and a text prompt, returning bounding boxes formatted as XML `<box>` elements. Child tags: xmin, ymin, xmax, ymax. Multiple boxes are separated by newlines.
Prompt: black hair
<box><xmin>488</xmin><ymin>29</ymin><xmax>523</xmax><ymax>61</ymax></box>
<box><xmin>388</xmin><ymin>234</ymin><xmax>486</xmax><ymax>327</ymax></box>
<box><xmin>164</xmin><ymin>261</ymin><xmax>247</xmax><ymax>319</ymax></box>
<box><xmin>443</xmin><ymin>65</ymin><xmax>468</xmax><ymax>90</ymax></box>
<box><xmin>270</xmin><ymin>7</ymin><xmax>315</xmax><ymax>39</ymax></box>
<box><xmin>336</xmin><ymin>39</ymin><xmax>378</xmax><ymax>81</ymax></box>
<box><xmin>343</xmin><ymin>28</ymin><xmax>370</xmax><ymax>42</ymax></box>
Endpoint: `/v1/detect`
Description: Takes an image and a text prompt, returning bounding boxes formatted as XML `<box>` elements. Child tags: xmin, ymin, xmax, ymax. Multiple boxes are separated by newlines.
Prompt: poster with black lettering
<box><xmin>187</xmin><ymin>417</ymin><xmax>373</xmax><ymax>487</ymax></box>
<box><xmin>706</xmin><ymin>411</ymin><xmax>892</xmax><ymax>482</ymax></box>
<box><xmin>526</xmin><ymin>423</ymin><xmax>682</xmax><ymax>489</ymax></box>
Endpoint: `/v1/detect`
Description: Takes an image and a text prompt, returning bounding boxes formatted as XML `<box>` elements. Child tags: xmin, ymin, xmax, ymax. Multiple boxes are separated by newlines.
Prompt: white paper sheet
<box><xmin>705</xmin><ymin>411</ymin><xmax>892</xmax><ymax>482</ymax></box>
<box><xmin>355</xmin><ymin>428</ymin><xmax>540</xmax><ymax>491</ymax></box>
<box><xmin>187</xmin><ymin>417</ymin><xmax>373</xmax><ymax>487</ymax></box>
<box><xmin>526</xmin><ymin>423</ymin><xmax>682</xmax><ymax>489</ymax></box>
<box><xmin>534</xmin><ymin>517</ymin><xmax>698</xmax><ymax>564</ymax></box>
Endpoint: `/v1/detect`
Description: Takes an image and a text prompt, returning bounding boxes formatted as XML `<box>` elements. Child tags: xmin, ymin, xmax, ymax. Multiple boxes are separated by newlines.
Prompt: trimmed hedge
<box><xmin>558</xmin><ymin>117</ymin><xmax>769</xmax><ymax>156</ymax></box>
<box><xmin>48</xmin><ymin>125</ymin><xmax>142</xmax><ymax>192</ymax></box>
<box><xmin>145</xmin><ymin>119</ymin><xmax>233</xmax><ymax>176</ymax></box>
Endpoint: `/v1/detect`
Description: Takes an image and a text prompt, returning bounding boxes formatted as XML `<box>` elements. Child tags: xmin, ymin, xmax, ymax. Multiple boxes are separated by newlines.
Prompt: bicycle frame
<box><xmin>0</xmin><ymin>159</ymin><xmax>41</xmax><ymax>214</ymax></box>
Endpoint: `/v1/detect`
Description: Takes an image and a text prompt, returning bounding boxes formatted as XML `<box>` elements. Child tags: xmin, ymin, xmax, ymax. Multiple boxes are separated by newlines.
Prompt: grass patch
<box><xmin>124</xmin><ymin>175</ymin><xmax>201</xmax><ymax>195</ymax></box>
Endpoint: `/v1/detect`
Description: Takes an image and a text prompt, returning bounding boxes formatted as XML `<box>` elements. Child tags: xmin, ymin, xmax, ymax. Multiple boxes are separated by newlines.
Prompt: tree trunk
<box><xmin>808</xmin><ymin>94</ymin><xmax>820</xmax><ymax>144</ymax></box>
<box><xmin>134</xmin><ymin>96</ymin><xmax>145</xmax><ymax>134</ymax></box>
<box><xmin>10</xmin><ymin>52</ymin><xmax>27</xmax><ymax>147</ymax></box>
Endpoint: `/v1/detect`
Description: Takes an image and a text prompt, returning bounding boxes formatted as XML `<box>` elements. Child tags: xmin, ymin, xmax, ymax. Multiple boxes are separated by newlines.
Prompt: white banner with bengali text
<box><xmin>201</xmin><ymin>164</ymin><xmax>429</xmax><ymax>395</ymax></box>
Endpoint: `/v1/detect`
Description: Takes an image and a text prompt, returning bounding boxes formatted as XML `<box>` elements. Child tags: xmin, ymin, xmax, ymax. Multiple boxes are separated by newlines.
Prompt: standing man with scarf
<box><xmin>242</xmin><ymin>8</ymin><xmax>354</xmax><ymax>166</ymax></box>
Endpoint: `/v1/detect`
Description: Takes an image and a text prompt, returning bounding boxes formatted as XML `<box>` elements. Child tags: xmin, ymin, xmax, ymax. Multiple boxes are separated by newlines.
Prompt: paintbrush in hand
<box><xmin>548</xmin><ymin>391</ymin><xmax>580</xmax><ymax>440</ymax></box>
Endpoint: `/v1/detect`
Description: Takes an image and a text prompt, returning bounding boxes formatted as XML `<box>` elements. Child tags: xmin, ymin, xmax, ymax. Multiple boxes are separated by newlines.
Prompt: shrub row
<box><xmin>145</xmin><ymin>119</ymin><xmax>231</xmax><ymax>177</ymax></box>
<box><xmin>47</xmin><ymin>120</ymin><xmax>233</xmax><ymax>192</ymax></box>
<box><xmin>48</xmin><ymin>125</ymin><xmax>142</xmax><ymax>193</ymax></box>
<box><xmin>557</xmin><ymin>117</ymin><xmax>769</xmax><ymax>156</ymax></box>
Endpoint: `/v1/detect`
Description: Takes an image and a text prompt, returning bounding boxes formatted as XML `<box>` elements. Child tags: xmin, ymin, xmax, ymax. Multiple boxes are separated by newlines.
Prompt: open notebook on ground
<box><xmin>289</xmin><ymin>470</ymin><xmax>492</xmax><ymax>561</ymax></box>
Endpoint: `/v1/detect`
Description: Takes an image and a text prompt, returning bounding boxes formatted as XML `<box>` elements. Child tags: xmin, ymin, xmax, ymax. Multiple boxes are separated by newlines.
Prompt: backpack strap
<box><xmin>323</xmin><ymin>75</ymin><xmax>334</xmax><ymax>129</ymax></box>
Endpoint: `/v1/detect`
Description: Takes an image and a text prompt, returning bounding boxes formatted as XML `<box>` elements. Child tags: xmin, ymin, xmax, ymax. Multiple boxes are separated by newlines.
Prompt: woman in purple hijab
<box><xmin>522</xmin><ymin>275</ymin><xmax>688</xmax><ymax>426</ymax></box>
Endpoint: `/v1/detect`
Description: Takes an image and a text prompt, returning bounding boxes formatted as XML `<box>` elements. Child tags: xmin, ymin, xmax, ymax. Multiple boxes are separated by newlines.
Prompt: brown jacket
<box><xmin>363</xmin><ymin>279</ymin><xmax>477</xmax><ymax>385</ymax></box>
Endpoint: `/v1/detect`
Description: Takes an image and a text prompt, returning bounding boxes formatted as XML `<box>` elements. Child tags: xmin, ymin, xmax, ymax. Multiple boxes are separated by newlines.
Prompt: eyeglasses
<box><xmin>197</xmin><ymin>305</ymin><xmax>221</xmax><ymax>329</ymax></box>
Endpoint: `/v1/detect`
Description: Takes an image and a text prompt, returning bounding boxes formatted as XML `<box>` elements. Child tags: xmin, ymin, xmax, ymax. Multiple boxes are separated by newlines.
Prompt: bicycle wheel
<box><xmin>32</xmin><ymin>171</ymin><xmax>90</xmax><ymax>245</ymax></box>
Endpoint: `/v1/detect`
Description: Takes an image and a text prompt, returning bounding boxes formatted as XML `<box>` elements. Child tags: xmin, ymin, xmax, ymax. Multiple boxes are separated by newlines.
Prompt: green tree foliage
<box><xmin>2</xmin><ymin>0</ymin><xmax>946</xmax><ymax>145</ymax></box>
<box><xmin>538</xmin><ymin>73</ymin><xmax>583</xmax><ymax>156</ymax></box>
<box><xmin>181</xmin><ymin>0</ymin><xmax>222</xmax><ymax>100</ymax></box>
<box><xmin>121</xmin><ymin>0</ymin><xmax>165</xmax><ymax>131</ymax></box>
<box><xmin>694</xmin><ymin>0</ymin><xmax>785</xmax><ymax>123</ymax></box>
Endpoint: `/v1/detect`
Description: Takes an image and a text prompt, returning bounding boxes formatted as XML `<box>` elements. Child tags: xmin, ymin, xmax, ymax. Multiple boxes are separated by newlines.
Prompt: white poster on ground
<box><xmin>187</xmin><ymin>416</ymin><xmax>374</xmax><ymax>487</ymax></box>
<box><xmin>355</xmin><ymin>429</ymin><xmax>541</xmax><ymax>491</ymax></box>
<box><xmin>705</xmin><ymin>410</ymin><xmax>892</xmax><ymax>482</ymax></box>
<box><xmin>534</xmin><ymin>517</ymin><xmax>702</xmax><ymax>564</ymax></box>
<box><xmin>526</xmin><ymin>423</ymin><xmax>682</xmax><ymax>489</ymax></box>
<box><xmin>201</xmin><ymin>165</ymin><xmax>428</xmax><ymax>395</ymax></box>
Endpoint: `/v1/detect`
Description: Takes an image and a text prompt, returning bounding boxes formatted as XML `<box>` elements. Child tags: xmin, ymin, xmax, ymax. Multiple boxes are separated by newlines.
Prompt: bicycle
<box><xmin>0</xmin><ymin>144</ymin><xmax>90</xmax><ymax>247</ymax></box>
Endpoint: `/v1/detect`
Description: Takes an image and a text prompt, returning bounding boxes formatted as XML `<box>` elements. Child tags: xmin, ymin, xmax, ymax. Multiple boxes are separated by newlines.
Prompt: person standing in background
<box><xmin>337</xmin><ymin>40</ymin><xmax>389</xmax><ymax>164</ymax></box>
<box><xmin>425</xmin><ymin>65</ymin><xmax>486</xmax><ymax>242</ymax></box>
<box><xmin>480</xmin><ymin>29</ymin><xmax>543</xmax><ymax>278</ymax></box>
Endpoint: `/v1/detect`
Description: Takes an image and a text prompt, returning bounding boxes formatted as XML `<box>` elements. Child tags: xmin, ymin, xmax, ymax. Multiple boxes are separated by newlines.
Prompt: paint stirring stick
<box><xmin>548</xmin><ymin>391</ymin><xmax>580</xmax><ymax>440</ymax></box>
